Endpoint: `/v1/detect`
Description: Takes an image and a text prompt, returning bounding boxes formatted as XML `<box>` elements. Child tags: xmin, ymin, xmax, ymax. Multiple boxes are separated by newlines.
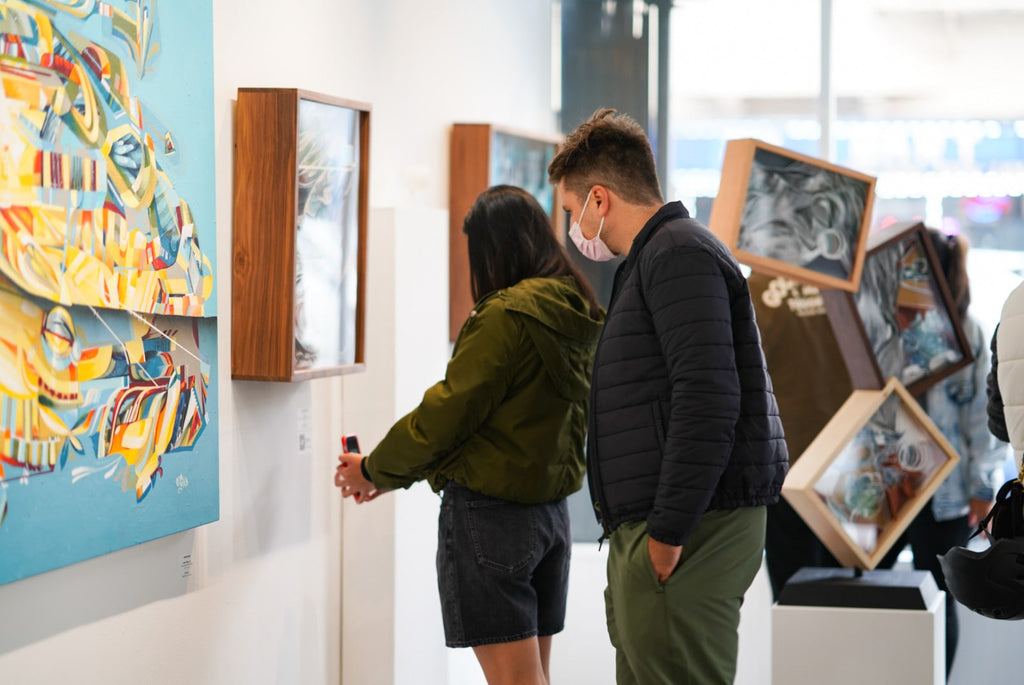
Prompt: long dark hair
<box><xmin>463</xmin><ymin>185</ymin><xmax>600</xmax><ymax>316</ymax></box>
<box><xmin>928</xmin><ymin>228</ymin><xmax>970</xmax><ymax>322</ymax></box>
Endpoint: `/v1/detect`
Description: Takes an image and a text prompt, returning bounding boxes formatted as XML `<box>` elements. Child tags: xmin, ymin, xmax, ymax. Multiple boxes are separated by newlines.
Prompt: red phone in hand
<box><xmin>341</xmin><ymin>434</ymin><xmax>360</xmax><ymax>454</ymax></box>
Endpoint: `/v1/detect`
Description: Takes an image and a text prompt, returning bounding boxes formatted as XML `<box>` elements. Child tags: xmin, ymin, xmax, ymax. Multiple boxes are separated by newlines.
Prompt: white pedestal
<box><xmin>772</xmin><ymin>591</ymin><xmax>945</xmax><ymax>685</ymax></box>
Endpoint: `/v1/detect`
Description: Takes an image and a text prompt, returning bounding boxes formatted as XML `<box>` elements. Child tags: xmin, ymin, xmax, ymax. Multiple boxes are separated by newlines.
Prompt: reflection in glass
<box><xmin>294</xmin><ymin>100</ymin><xmax>360</xmax><ymax>370</ymax></box>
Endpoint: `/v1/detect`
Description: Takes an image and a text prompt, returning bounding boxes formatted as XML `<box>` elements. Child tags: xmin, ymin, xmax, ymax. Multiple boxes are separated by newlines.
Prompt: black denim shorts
<box><xmin>436</xmin><ymin>481</ymin><xmax>571</xmax><ymax>648</ymax></box>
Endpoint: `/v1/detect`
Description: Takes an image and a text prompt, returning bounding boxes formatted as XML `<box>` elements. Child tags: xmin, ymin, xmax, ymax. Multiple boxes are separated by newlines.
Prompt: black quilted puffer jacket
<box><xmin>587</xmin><ymin>202</ymin><xmax>789</xmax><ymax>546</ymax></box>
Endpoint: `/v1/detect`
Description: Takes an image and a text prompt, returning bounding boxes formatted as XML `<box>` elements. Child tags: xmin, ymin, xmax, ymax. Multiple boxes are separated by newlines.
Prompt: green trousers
<box><xmin>605</xmin><ymin>506</ymin><xmax>767</xmax><ymax>685</ymax></box>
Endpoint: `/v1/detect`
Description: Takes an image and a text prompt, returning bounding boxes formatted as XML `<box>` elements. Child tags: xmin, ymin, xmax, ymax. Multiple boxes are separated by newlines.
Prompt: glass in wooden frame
<box><xmin>822</xmin><ymin>221</ymin><xmax>973</xmax><ymax>396</ymax></box>
<box><xmin>709</xmin><ymin>138</ymin><xmax>876</xmax><ymax>292</ymax></box>
<box><xmin>782</xmin><ymin>377</ymin><xmax>960</xmax><ymax>570</ymax></box>
<box><xmin>232</xmin><ymin>88</ymin><xmax>370</xmax><ymax>381</ymax></box>
<box><xmin>448</xmin><ymin>124</ymin><xmax>562</xmax><ymax>341</ymax></box>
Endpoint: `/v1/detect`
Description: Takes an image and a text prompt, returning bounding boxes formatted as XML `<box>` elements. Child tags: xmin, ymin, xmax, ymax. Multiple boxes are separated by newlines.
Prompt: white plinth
<box><xmin>772</xmin><ymin>591</ymin><xmax>945</xmax><ymax>685</ymax></box>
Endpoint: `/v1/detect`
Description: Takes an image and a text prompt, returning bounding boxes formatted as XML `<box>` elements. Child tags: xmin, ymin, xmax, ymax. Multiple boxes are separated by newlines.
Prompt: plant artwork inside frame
<box><xmin>783</xmin><ymin>378</ymin><xmax>960</xmax><ymax>570</ymax></box>
<box><xmin>814</xmin><ymin>393</ymin><xmax>947</xmax><ymax>556</ymax></box>
<box><xmin>293</xmin><ymin>100</ymin><xmax>362</xmax><ymax>372</ymax></box>
<box><xmin>855</xmin><ymin>227</ymin><xmax>966</xmax><ymax>389</ymax></box>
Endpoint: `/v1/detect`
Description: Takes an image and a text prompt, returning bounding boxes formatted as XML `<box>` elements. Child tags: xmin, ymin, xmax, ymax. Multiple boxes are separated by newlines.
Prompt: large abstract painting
<box><xmin>0</xmin><ymin>0</ymin><xmax>218</xmax><ymax>585</ymax></box>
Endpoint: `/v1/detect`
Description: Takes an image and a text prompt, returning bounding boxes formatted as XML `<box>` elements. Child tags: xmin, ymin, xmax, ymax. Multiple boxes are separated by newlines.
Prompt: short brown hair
<box><xmin>548</xmin><ymin>108</ymin><xmax>663</xmax><ymax>206</ymax></box>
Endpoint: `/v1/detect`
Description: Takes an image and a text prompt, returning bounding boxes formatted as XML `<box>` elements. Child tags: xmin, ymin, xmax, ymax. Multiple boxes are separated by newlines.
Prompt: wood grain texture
<box><xmin>232</xmin><ymin>88</ymin><xmax>371</xmax><ymax>381</ymax></box>
<box><xmin>448</xmin><ymin>124</ymin><xmax>492</xmax><ymax>341</ymax></box>
<box><xmin>232</xmin><ymin>89</ymin><xmax>298</xmax><ymax>381</ymax></box>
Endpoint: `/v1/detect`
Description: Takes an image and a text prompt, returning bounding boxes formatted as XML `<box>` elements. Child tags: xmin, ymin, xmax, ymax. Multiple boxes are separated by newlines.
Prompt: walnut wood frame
<box><xmin>448</xmin><ymin>123</ymin><xmax>563</xmax><ymax>341</ymax></box>
<box><xmin>232</xmin><ymin>88</ymin><xmax>370</xmax><ymax>381</ymax></box>
<box><xmin>709</xmin><ymin>138</ymin><xmax>876</xmax><ymax>292</ymax></box>
<box><xmin>782</xmin><ymin>377</ymin><xmax>960</xmax><ymax>570</ymax></box>
<box><xmin>821</xmin><ymin>221</ymin><xmax>973</xmax><ymax>396</ymax></box>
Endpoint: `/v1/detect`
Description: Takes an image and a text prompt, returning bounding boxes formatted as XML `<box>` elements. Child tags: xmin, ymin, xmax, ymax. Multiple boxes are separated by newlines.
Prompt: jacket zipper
<box><xmin>588</xmin><ymin>318</ymin><xmax>614</xmax><ymax>549</ymax></box>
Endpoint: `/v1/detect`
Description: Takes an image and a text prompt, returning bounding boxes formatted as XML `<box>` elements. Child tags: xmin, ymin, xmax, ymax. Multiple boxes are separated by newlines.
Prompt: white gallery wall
<box><xmin>0</xmin><ymin>1</ymin><xmax>556</xmax><ymax>684</ymax></box>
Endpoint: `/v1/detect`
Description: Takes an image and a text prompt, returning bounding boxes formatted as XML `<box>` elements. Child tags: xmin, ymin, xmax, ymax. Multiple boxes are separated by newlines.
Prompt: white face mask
<box><xmin>568</xmin><ymin>190</ymin><xmax>615</xmax><ymax>262</ymax></box>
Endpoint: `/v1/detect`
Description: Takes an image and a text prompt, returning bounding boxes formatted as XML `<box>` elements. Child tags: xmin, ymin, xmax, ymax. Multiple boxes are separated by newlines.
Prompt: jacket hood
<box><xmin>502</xmin><ymin>276</ymin><xmax>604</xmax><ymax>400</ymax></box>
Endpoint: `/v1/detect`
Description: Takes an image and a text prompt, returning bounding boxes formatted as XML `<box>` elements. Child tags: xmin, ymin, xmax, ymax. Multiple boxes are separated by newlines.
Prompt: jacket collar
<box><xmin>622</xmin><ymin>201</ymin><xmax>689</xmax><ymax>270</ymax></box>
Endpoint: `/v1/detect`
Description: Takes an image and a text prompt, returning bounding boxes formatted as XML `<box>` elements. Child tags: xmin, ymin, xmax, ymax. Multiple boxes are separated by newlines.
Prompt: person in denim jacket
<box><xmin>879</xmin><ymin>229</ymin><xmax>1008</xmax><ymax>680</ymax></box>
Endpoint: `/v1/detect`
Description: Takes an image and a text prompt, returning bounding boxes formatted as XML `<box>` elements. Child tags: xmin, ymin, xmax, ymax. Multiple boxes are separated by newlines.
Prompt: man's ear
<box><xmin>591</xmin><ymin>185</ymin><xmax>611</xmax><ymax>216</ymax></box>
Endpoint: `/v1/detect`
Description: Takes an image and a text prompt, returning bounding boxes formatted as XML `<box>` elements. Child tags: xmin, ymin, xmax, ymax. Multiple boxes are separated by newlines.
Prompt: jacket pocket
<box><xmin>466</xmin><ymin>499</ymin><xmax>537</xmax><ymax>575</ymax></box>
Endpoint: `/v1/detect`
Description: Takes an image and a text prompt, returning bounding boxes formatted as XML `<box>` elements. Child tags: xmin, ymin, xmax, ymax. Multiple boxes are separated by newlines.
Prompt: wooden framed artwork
<box><xmin>782</xmin><ymin>377</ymin><xmax>960</xmax><ymax>570</ymax></box>
<box><xmin>233</xmin><ymin>88</ymin><xmax>370</xmax><ymax>381</ymax></box>
<box><xmin>708</xmin><ymin>138</ymin><xmax>876</xmax><ymax>292</ymax></box>
<box><xmin>821</xmin><ymin>221</ymin><xmax>973</xmax><ymax>396</ymax></box>
<box><xmin>449</xmin><ymin>124</ymin><xmax>562</xmax><ymax>341</ymax></box>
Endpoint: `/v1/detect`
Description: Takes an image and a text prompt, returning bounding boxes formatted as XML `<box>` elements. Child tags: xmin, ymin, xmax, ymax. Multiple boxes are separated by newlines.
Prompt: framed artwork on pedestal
<box><xmin>233</xmin><ymin>88</ymin><xmax>370</xmax><ymax>381</ymax></box>
<box><xmin>708</xmin><ymin>138</ymin><xmax>876</xmax><ymax>292</ymax></box>
<box><xmin>449</xmin><ymin>124</ymin><xmax>562</xmax><ymax>341</ymax></box>
<box><xmin>782</xmin><ymin>377</ymin><xmax>960</xmax><ymax>570</ymax></box>
<box><xmin>821</xmin><ymin>221</ymin><xmax>973</xmax><ymax>395</ymax></box>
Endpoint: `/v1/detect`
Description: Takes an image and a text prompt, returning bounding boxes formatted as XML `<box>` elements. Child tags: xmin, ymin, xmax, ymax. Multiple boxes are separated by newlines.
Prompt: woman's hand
<box><xmin>334</xmin><ymin>454</ymin><xmax>387</xmax><ymax>503</ymax></box>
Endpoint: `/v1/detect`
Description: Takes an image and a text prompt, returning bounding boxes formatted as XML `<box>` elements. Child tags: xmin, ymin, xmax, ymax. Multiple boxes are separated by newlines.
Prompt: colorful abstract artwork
<box><xmin>0</xmin><ymin>0</ymin><xmax>218</xmax><ymax>584</ymax></box>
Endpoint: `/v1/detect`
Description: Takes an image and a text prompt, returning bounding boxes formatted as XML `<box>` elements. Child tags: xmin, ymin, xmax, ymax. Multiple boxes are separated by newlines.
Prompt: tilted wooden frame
<box><xmin>821</xmin><ymin>221</ymin><xmax>973</xmax><ymax>396</ymax></box>
<box><xmin>232</xmin><ymin>88</ymin><xmax>370</xmax><ymax>381</ymax></box>
<box><xmin>783</xmin><ymin>377</ymin><xmax>960</xmax><ymax>570</ymax></box>
<box><xmin>709</xmin><ymin>138</ymin><xmax>876</xmax><ymax>292</ymax></box>
<box><xmin>449</xmin><ymin>124</ymin><xmax>563</xmax><ymax>341</ymax></box>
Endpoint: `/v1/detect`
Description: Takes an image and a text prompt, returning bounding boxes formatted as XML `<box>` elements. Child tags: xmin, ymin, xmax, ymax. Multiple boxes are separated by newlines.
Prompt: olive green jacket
<box><xmin>365</xmin><ymin>275</ymin><xmax>604</xmax><ymax>504</ymax></box>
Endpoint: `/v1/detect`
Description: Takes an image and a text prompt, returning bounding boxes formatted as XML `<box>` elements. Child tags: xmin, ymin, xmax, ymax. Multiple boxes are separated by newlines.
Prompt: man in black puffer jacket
<box><xmin>549</xmin><ymin>109</ymin><xmax>788</xmax><ymax>684</ymax></box>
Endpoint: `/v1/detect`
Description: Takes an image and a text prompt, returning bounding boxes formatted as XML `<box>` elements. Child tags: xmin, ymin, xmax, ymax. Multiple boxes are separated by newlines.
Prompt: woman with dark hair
<box><xmin>335</xmin><ymin>185</ymin><xmax>603</xmax><ymax>684</ymax></box>
<box><xmin>879</xmin><ymin>228</ymin><xmax>1007</xmax><ymax>680</ymax></box>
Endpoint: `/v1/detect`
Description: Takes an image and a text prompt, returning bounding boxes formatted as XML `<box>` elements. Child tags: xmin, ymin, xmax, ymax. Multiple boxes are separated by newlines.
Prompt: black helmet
<box><xmin>938</xmin><ymin>478</ymin><xmax>1024</xmax><ymax>620</ymax></box>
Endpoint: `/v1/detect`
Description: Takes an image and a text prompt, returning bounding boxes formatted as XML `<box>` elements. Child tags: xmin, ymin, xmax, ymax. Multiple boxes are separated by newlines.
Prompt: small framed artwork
<box><xmin>709</xmin><ymin>138</ymin><xmax>876</xmax><ymax>292</ymax></box>
<box><xmin>449</xmin><ymin>124</ymin><xmax>562</xmax><ymax>341</ymax></box>
<box><xmin>821</xmin><ymin>221</ymin><xmax>973</xmax><ymax>396</ymax></box>
<box><xmin>232</xmin><ymin>88</ymin><xmax>370</xmax><ymax>381</ymax></box>
<box><xmin>783</xmin><ymin>377</ymin><xmax>960</xmax><ymax>570</ymax></box>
